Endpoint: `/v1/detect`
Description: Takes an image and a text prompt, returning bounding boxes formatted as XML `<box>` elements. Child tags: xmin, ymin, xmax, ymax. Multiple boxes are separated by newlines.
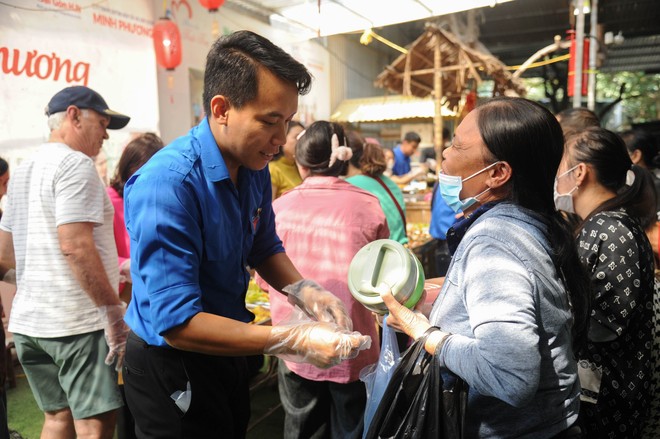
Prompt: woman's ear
<box><xmin>574</xmin><ymin>162</ymin><xmax>588</xmax><ymax>186</ymax></box>
<box><xmin>487</xmin><ymin>161</ymin><xmax>512</xmax><ymax>189</ymax></box>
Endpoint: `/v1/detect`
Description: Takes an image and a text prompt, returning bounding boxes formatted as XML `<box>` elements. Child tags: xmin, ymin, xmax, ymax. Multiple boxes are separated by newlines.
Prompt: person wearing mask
<box><xmin>345</xmin><ymin>131</ymin><xmax>408</xmax><ymax>245</ymax></box>
<box><xmin>390</xmin><ymin>131</ymin><xmax>425</xmax><ymax>185</ymax></box>
<box><xmin>0</xmin><ymin>86</ymin><xmax>130</xmax><ymax>439</ymax></box>
<box><xmin>555</xmin><ymin>127</ymin><xmax>656</xmax><ymax>438</ymax></box>
<box><xmin>380</xmin><ymin>97</ymin><xmax>590</xmax><ymax>438</ymax></box>
<box><xmin>122</xmin><ymin>31</ymin><xmax>370</xmax><ymax>438</ymax></box>
<box><xmin>259</xmin><ymin>121</ymin><xmax>387</xmax><ymax>439</ymax></box>
<box><xmin>269</xmin><ymin>121</ymin><xmax>305</xmax><ymax>200</ymax></box>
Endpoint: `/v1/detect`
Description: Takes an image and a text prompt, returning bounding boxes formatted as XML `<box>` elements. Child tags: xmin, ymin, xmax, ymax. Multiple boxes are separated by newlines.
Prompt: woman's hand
<box><xmin>377</xmin><ymin>285</ymin><xmax>432</xmax><ymax>340</ymax></box>
<box><xmin>377</xmin><ymin>285</ymin><xmax>450</xmax><ymax>355</ymax></box>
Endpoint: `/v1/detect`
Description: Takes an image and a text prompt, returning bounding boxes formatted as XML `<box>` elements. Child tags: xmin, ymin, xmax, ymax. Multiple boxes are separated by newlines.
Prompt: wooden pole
<box><xmin>433</xmin><ymin>36</ymin><xmax>443</xmax><ymax>170</ymax></box>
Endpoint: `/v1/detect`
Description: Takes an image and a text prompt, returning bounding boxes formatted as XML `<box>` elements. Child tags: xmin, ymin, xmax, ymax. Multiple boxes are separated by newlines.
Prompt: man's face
<box><xmin>218</xmin><ymin>68</ymin><xmax>299</xmax><ymax>171</ymax></box>
<box><xmin>76</xmin><ymin>109</ymin><xmax>110</xmax><ymax>158</ymax></box>
<box><xmin>401</xmin><ymin>139</ymin><xmax>419</xmax><ymax>157</ymax></box>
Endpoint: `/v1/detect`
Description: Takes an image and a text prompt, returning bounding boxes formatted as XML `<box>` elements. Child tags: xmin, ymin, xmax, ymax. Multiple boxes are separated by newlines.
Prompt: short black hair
<box><xmin>0</xmin><ymin>158</ymin><xmax>7</xmax><ymax>177</ymax></box>
<box><xmin>403</xmin><ymin>131</ymin><xmax>421</xmax><ymax>143</ymax></box>
<box><xmin>203</xmin><ymin>31</ymin><xmax>312</xmax><ymax>117</ymax></box>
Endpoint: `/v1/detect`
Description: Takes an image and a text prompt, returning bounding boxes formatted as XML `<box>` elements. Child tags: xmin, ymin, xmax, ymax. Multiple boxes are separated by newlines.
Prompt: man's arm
<box><xmin>164</xmin><ymin>252</ymin><xmax>301</xmax><ymax>354</ymax></box>
<box><xmin>0</xmin><ymin>230</ymin><xmax>15</xmax><ymax>279</ymax></box>
<box><xmin>58</xmin><ymin>222</ymin><xmax>122</xmax><ymax>307</ymax></box>
<box><xmin>390</xmin><ymin>166</ymin><xmax>426</xmax><ymax>186</ymax></box>
<box><xmin>255</xmin><ymin>251</ymin><xmax>302</xmax><ymax>292</ymax></box>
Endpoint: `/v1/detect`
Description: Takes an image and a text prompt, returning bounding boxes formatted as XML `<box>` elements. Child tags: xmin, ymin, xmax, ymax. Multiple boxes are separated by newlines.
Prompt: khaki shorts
<box><xmin>14</xmin><ymin>330</ymin><xmax>123</xmax><ymax>419</ymax></box>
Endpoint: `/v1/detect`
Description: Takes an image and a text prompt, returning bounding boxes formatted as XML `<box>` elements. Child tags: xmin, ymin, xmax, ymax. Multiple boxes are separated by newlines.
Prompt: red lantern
<box><xmin>567</xmin><ymin>31</ymin><xmax>590</xmax><ymax>97</ymax></box>
<box><xmin>152</xmin><ymin>17</ymin><xmax>182</xmax><ymax>71</ymax></box>
<box><xmin>199</xmin><ymin>0</ymin><xmax>225</xmax><ymax>12</ymax></box>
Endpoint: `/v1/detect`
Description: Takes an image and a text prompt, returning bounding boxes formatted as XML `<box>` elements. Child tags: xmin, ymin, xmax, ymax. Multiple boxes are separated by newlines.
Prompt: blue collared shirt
<box><xmin>124</xmin><ymin>118</ymin><xmax>284</xmax><ymax>346</ymax></box>
<box><xmin>391</xmin><ymin>145</ymin><xmax>410</xmax><ymax>176</ymax></box>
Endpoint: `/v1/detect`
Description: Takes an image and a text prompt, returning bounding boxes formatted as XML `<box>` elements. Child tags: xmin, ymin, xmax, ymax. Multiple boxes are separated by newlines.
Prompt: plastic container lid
<box><xmin>348</xmin><ymin>239</ymin><xmax>425</xmax><ymax>314</ymax></box>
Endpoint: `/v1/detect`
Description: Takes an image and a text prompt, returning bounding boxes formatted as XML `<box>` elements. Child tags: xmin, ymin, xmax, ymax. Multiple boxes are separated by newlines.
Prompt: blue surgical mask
<box><xmin>553</xmin><ymin>165</ymin><xmax>579</xmax><ymax>213</ymax></box>
<box><xmin>438</xmin><ymin>162</ymin><xmax>500</xmax><ymax>213</ymax></box>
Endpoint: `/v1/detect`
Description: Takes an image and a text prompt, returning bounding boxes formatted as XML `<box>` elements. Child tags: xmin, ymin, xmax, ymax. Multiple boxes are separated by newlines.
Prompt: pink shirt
<box><xmin>264</xmin><ymin>176</ymin><xmax>389</xmax><ymax>383</ymax></box>
<box><xmin>107</xmin><ymin>186</ymin><xmax>130</xmax><ymax>295</ymax></box>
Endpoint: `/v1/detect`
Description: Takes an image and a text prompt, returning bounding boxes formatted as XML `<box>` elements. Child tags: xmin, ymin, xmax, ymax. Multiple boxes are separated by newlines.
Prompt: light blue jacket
<box><xmin>430</xmin><ymin>202</ymin><xmax>579</xmax><ymax>438</ymax></box>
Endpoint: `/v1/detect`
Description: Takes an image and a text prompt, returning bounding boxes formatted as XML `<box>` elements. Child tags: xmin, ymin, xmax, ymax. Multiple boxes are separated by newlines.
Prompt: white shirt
<box><xmin>0</xmin><ymin>143</ymin><xmax>118</xmax><ymax>337</ymax></box>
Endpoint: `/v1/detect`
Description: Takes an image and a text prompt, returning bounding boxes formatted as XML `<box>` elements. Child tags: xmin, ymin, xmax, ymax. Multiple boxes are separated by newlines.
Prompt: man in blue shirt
<box><xmin>390</xmin><ymin>131</ymin><xmax>425</xmax><ymax>185</ymax></box>
<box><xmin>122</xmin><ymin>31</ymin><xmax>369</xmax><ymax>438</ymax></box>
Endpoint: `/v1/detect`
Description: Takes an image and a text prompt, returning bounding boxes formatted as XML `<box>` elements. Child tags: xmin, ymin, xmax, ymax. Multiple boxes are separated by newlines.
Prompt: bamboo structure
<box><xmin>375</xmin><ymin>23</ymin><xmax>526</xmax><ymax>166</ymax></box>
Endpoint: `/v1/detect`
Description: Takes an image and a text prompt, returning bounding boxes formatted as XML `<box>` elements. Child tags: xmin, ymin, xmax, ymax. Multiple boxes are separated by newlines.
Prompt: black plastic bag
<box><xmin>365</xmin><ymin>331</ymin><xmax>467</xmax><ymax>439</ymax></box>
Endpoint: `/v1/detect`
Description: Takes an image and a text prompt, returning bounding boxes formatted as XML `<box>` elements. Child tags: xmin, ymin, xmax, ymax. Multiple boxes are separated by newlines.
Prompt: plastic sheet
<box><xmin>360</xmin><ymin>315</ymin><xmax>401</xmax><ymax>438</ymax></box>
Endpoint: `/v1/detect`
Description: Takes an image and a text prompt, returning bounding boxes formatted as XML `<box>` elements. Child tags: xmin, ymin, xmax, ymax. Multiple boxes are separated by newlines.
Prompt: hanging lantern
<box><xmin>198</xmin><ymin>0</ymin><xmax>225</xmax><ymax>37</ymax></box>
<box><xmin>152</xmin><ymin>17</ymin><xmax>182</xmax><ymax>71</ymax></box>
<box><xmin>198</xmin><ymin>0</ymin><xmax>225</xmax><ymax>12</ymax></box>
<box><xmin>567</xmin><ymin>30</ymin><xmax>590</xmax><ymax>97</ymax></box>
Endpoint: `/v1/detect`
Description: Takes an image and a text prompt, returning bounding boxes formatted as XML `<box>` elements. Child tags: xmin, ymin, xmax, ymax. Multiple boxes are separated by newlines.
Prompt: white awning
<box><xmin>330</xmin><ymin>95</ymin><xmax>456</xmax><ymax>123</ymax></box>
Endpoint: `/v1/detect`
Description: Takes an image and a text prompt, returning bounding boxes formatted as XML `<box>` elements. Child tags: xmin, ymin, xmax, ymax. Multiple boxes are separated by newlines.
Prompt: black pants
<box><xmin>123</xmin><ymin>331</ymin><xmax>250</xmax><ymax>439</ymax></box>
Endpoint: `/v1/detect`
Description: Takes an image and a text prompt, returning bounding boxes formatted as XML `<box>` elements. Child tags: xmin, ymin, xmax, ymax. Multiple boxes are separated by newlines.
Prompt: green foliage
<box><xmin>596</xmin><ymin>72</ymin><xmax>660</xmax><ymax>124</ymax></box>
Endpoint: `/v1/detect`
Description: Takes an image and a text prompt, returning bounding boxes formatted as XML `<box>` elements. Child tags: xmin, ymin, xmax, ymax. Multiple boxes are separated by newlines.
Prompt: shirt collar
<box><xmin>446</xmin><ymin>201</ymin><xmax>500</xmax><ymax>255</ymax></box>
<box><xmin>197</xmin><ymin>117</ymin><xmax>230</xmax><ymax>182</ymax></box>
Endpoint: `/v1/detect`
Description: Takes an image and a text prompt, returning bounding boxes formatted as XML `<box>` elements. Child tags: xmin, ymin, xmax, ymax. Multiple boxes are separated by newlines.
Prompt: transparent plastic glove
<box><xmin>119</xmin><ymin>259</ymin><xmax>132</xmax><ymax>284</ymax></box>
<box><xmin>284</xmin><ymin>279</ymin><xmax>353</xmax><ymax>330</ymax></box>
<box><xmin>378</xmin><ymin>284</ymin><xmax>431</xmax><ymax>340</ymax></box>
<box><xmin>98</xmin><ymin>304</ymin><xmax>130</xmax><ymax>371</ymax></box>
<box><xmin>264</xmin><ymin>308</ymin><xmax>371</xmax><ymax>369</ymax></box>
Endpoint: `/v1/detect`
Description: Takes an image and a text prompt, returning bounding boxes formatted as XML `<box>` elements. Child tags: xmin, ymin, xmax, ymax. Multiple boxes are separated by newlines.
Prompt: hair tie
<box><xmin>328</xmin><ymin>133</ymin><xmax>353</xmax><ymax>167</ymax></box>
<box><xmin>296</xmin><ymin>129</ymin><xmax>306</xmax><ymax>141</ymax></box>
<box><xmin>625</xmin><ymin>167</ymin><xmax>635</xmax><ymax>186</ymax></box>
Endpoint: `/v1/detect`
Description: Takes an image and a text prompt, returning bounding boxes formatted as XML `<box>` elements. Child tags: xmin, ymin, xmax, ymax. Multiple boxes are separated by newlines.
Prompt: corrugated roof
<box><xmin>330</xmin><ymin>95</ymin><xmax>456</xmax><ymax>123</ymax></box>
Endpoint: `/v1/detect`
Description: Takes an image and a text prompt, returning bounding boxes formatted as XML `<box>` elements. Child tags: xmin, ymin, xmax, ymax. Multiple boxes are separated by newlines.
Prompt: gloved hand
<box><xmin>119</xmin><ymin>259</ymin><xmax>132</xmax><ymax>284</ymax></box>
<box><xmin>264</xmin><ymin>318</ymin><xmax>371</xmax><ymax>369</ymax></box>
<box><xmin>284</xmin><ymin>279</ymin><xmax>353</xmax><ymax>330</ymax></box>
<box><xmin>98</xmin><ymin>304</ymin><xmax>130</xmax><ymax>372</ymax></box>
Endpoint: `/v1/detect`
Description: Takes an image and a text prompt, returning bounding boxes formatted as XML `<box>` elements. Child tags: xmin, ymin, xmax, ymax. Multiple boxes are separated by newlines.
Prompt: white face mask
<box><xmin>553</xmin><ymin>165</ymin><xmax>579</xmax><ymax>213</ymax></box>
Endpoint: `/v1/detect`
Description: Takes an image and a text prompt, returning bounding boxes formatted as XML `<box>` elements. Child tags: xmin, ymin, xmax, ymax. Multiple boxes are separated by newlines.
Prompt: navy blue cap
<box><xmin>45</xmin><ymin>86</ymin><xmax>130</xmax><ymax>130</ymax></box>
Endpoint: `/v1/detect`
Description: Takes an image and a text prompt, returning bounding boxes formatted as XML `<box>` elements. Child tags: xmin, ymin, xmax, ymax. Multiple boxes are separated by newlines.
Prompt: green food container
<box><xmin>348</xmin><ymin>239</ymin><xmax>425</xmax><ymax>314</ymax></box>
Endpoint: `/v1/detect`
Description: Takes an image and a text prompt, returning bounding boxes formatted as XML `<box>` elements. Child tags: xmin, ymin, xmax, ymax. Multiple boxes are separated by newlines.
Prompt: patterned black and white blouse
<box><xmin>577</xmin><ymin>209</ymin><xmax>655</xmax><ymax>439</ymax></box>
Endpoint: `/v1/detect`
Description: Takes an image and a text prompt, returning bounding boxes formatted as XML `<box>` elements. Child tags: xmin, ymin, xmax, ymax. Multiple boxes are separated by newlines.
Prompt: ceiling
<box><xmin>223</xmin><ymin>0</ymin><xmax>660</xmax><ymax>74</ymax></box>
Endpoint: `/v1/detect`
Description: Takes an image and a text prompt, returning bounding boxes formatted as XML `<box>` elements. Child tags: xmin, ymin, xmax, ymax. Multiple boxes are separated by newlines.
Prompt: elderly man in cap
<box><xmin>0</xmin><ymin>86</ymin><xmax>130</xmax><ymax>439</ymax></box>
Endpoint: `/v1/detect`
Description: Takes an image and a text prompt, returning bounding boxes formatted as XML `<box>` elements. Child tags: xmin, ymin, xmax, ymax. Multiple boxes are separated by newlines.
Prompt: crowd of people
<box><xmin>0</xmin><ymin>29</ymin><xmax>658</xmax><ymax>439</ymax></box>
